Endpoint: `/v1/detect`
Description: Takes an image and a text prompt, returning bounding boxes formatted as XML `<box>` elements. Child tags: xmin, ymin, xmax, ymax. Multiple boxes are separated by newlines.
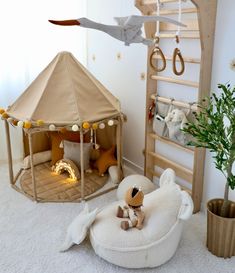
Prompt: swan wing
<box><xmin>114</xmin><ymin>16</ymin><xmax>129</xmax><ymax>26</ymax></box>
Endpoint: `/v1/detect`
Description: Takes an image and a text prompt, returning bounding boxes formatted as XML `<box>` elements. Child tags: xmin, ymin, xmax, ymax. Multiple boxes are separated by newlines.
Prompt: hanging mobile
<box><xmin>172</xmin><ymin>0</ymin><xmax>185</xmax><ymax>76</ymax></box>
<box><xmin>150</xmin><ymin>0</ymin><xmax>166</xmax><ymax>72</ymax></box>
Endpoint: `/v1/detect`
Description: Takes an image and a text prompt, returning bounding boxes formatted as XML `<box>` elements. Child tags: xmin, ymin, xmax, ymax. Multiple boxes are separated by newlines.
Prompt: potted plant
<box><xmin>182</xmin><ymin>83</ymin><xmax>235</xmax><ymax>258</ymax></box>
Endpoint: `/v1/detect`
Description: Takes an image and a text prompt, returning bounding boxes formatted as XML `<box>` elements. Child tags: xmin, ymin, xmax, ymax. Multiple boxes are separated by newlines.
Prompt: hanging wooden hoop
<box><xmin>173</xmin><ymin>47</ymin><xmax>185</xmax><ymax>76</ymax></box>
<box><xmin>150</xmin><ymin>46</ymin><xmax>166</xmax><ymax>72</ymax></box>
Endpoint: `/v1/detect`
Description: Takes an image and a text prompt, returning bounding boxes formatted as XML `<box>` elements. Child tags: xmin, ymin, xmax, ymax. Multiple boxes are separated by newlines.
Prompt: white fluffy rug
<box><xmin>0</xmin><ymin>164</ymin><xmax>235</xmax><ymax>273</ymax></box>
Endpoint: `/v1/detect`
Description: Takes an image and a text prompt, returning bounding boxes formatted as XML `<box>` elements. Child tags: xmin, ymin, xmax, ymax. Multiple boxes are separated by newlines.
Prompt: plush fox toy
<box><xmin>116</xmin><ymin>187</ymin><xmax>145</xmax><ymax>230</ymax></box>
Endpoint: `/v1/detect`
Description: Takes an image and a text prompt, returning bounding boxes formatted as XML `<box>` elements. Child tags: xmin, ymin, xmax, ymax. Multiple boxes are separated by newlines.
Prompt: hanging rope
<box><xmin>150</xmin><ymin>0</ymin><xmax>166</xmax><ymax>72</ymax></box>
<box><xmin>173</xmin><ymin>0</ymin><xmax>185</xmax><ymax>76</ymax></box>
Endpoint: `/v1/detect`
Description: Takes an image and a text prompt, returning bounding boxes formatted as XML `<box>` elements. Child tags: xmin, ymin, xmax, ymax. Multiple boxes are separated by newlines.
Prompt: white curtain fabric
<box><xmin>0</xmin><ymin>0</ymin><xmax>87</xmax><ymax>161</ymax></box>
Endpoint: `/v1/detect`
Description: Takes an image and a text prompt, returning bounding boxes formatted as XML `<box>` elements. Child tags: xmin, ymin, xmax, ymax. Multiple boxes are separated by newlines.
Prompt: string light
<box><xmin>53</xmin><ymin>159</ymin><xmax>79</xmax><ymax>181</ymax></box>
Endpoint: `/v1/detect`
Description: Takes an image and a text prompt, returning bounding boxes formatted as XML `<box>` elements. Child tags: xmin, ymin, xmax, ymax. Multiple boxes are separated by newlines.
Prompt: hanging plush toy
<box><xmin>116</xmin><ymin>186</ymin><xmax>145</xmax><ymax>230</ymax></box>
<box><xmin>49</xmin><ymin>15</ymin><xmax>185</xmax><ymax>46</ymax></box>
<box><xmin>165</xmin><ymin>108</ymin><xmax>188</xmax><ymax>145</ymax></box>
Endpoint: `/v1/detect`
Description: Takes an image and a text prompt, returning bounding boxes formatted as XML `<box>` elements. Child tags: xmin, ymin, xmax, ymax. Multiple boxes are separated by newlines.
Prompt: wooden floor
<box><xmin>20</xmin><ymin>163</ymin><xmax>108</xmax><ymax>201</ymax></box>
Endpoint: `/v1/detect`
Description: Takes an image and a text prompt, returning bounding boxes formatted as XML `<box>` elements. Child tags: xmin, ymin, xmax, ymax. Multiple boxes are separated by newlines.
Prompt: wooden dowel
<box><xmin>116</xmin><ymin>116</ymin><xmax>123</xmax><ymax>182</ymax></box>
<box><xmin>152</xmin><ymin>55</ymin><xmax>201</xmax><ymax>64</ymax></box>
<box><xmin>148</xmin><ymin>168</ymin><xmax>192</xmax><ymax>195</ymax></box>
<box><xmin>160</xmin><ymin>20</ymin><xmax>199</xmax><ymax>32</ymax></box>
<box><xmin>149</xmin><ymin>133</ymin><xmax>194</xmax><ymax>153</ymax></box>
<box><xmin>28</xmin><ymin>133</ymin><xmax>37</xmax><ymax>201</ymax></box>
<box><xmin>150</xmin><ymin>94</ymin><xmax>198</xmax><ymax>111</ymax></box>
<box><xmin>4</xmin><ymin>120</ymin><xmax>14</xmax><ymax>185</ymax></box>
<box><xmin>11</xmin><ymin>184</ymin><xmax>35</xmax><ymax>201</ymax></box>
<box><xmin>157</xmin><ymin>8</ymin><xmax>197</xmax><ymax>15</ymax></box>
<box><xmin>158</xmin><ymin>32</ymin><xmax>200</xmax><ymax>39</ymax></box>
<box><xmin>13</xmin><ymin>168</ymin><xmax>23</xmax><ymax>184</ymax></box>
<box><xmin>148</xmin><ymin>151</ymin><xmax>193</xmax><ymax>183</ymax></box>
<box><xmin>80</xmin><ymin>129</ymin><xmax>85</xmax><ymax>200</ymax></box>
<box><xmin>151</xmin><ymin>75</ymin><xmax>199</xmax><ymax>88</ymax></box>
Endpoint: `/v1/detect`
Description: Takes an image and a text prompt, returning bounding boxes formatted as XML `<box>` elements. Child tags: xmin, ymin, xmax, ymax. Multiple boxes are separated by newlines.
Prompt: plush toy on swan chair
<box><xmin>61</xmin><ymin>168</ymin><xmax>193</xmax><ymax>269</ymax></box>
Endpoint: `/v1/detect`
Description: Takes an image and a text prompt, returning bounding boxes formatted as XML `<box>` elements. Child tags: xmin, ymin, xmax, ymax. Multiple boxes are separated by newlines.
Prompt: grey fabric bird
<box><xmin>49</xmin><ymin>15</ymin><xmax>186</xmax><ymax>46</ymax></box>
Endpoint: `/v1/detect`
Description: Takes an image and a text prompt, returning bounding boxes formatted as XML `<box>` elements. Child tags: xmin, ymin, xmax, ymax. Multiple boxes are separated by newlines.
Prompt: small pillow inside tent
<box><xmin>49</xmin><ymin>131</ymin><xmax>90</xmax><ymax>165</ymax></box>
<box><xmin>95</xmin><ymin>145</ymin><xmax>117</xmax><ymax>176</ymax></box>
<box><xmin>63</xmin><ymin>140</ymin><xmax>92</xmax><ymax>170</ymax></box>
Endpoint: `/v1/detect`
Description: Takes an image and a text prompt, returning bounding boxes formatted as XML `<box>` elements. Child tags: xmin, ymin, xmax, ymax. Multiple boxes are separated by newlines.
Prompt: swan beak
<box><xmin>48</xmin><ymin>19</ymin><xmax>80</xmax><ymax>26</ymax></box>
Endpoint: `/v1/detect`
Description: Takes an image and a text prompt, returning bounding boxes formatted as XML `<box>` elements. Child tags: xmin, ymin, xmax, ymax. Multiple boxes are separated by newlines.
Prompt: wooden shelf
<box><xmin>148</xmin><ymin>151</ymin><xmax>193</xmax><ymax>183</ymax></box>
<box><xmin>149</xmin><ymin>133</ymin><xmax>194</xmax><ymax>154</ymax></box>
<box><xmin>151</xmin><ymin>75</ymin><xmax>199</xmax><ymax>88</ymax></box>
<box><xmin>152</xmin><ymin>55</ymin><xmax>201</xmax><ymax>64</ymax></box>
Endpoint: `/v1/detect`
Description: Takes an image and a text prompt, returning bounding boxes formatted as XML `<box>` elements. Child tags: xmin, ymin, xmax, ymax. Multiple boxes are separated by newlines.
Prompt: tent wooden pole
<box><xmin>116</xmin><ymin>116</ymin><xmax>123</xmax><ymax>182</ymax></box>
<box><xmin>4</xmin><ymin>120</ymin><xmax>14</xmax><ymax>185</ymax></box>
<box><xmin>28</xmin><ymin>132</ymin><xmax>38</xmax><ymax>201</ymax></box>
<box><xmin>80</xmin><ymin>129</ymin><xmax>85</xmax><ymax>200</ymax></box>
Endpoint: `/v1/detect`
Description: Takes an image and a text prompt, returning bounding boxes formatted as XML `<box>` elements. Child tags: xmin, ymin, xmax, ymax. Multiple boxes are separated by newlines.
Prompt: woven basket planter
<box><xmin>207</xmin><ymin>199</ymin><xmax>235</xmax><ymax>258</ymax></box>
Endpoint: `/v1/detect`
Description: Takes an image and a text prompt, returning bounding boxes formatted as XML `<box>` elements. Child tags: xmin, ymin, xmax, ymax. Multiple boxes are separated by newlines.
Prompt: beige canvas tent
<box><xmin>3</xmin><ymin>51</ymin><xmax>124</xmax><ymax>202</ymax></box>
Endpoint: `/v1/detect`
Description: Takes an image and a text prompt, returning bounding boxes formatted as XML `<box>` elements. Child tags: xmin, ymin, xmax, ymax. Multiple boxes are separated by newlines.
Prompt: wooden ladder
<box><xmin>135</xmin><ymin>0</ymin><xmax>217</xmax><ymax>212</ymax></box>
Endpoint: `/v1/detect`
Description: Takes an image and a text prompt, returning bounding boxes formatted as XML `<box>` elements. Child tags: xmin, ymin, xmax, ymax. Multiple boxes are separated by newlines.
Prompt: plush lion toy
<box><xmin>116</xmin><ymin>187</ymin><xmax>145</xmax><ymax>230</ymax></box>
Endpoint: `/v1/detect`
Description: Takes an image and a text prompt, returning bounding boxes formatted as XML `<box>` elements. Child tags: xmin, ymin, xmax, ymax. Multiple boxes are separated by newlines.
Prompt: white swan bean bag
<box><xmin>89</xmin><ymin>169</ymin><xmax>193</xmax><ymax>268</ymax></box>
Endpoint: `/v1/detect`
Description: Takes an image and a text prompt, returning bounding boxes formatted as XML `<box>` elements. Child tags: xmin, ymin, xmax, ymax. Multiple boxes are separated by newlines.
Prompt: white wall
<box><xmin>203</xmin><ymin>0</ymin><xmax>235</xmax><ymax>206</ymax></box>
<box><xmin>0</xmin><ymin>0</ymin><xmax>87</xmax><ymax>162</ymax></box>
<box><xmin>87</xmin><ymin>0</ymin><xmax>147</xmax><ymax>171</ymax></box>
<box><xmin>86</xmin><ymin>0</ymin><xmax>235</xmax><ymax>207</ymax></box>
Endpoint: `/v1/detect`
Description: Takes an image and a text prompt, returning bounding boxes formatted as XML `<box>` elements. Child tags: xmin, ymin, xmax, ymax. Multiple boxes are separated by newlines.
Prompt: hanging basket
<box><xmin>207</xmin><ymin>199</ymin><xmax>235</xmax><ymax>258</ymax></box>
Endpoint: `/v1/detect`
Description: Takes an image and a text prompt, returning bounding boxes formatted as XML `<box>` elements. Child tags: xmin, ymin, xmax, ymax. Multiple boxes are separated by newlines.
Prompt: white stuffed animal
<box><xmin>165</xmin><ymin>108</ymin><xmax>188</xmax><ymax>145</ymax></box>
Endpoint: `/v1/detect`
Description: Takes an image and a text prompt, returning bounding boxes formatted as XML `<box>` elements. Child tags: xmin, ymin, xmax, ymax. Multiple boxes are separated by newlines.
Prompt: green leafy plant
<box><xmin>182</xmin><ymin>84</ymin><xmax>235</xmax><ymax>217</ymax></box>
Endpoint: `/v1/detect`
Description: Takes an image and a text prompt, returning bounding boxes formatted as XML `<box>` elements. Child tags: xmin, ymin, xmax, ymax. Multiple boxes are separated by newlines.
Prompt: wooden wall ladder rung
<box><xmin>151</xmin><ymin>75</ymin><xmax>199</xmax><ymax>88</ymax></box>
<box><xmin>152</xmin><ymin>55</ymin><xmax>201</xmax><ymax>64</ymax></box>
<box><xmin>149</xmin><ymin>133</ymin><xmax>194</xmax><ymax>154</ymax></box>
<box><xmin>158</xmin><ymin>8</ymin><xmax>197</xmax><ymax>15</ymax></box>
<box><xmin>135</xmin><ymin>0</ymin><xmax>218</xmax><ymax>213</ymax></box>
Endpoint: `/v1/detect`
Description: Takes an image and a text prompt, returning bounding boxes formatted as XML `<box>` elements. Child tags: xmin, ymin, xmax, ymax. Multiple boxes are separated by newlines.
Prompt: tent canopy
<box><xmin>7</xmin><ymin>51</ymin><xmax>121</xmax><ymax>125</ymax></box>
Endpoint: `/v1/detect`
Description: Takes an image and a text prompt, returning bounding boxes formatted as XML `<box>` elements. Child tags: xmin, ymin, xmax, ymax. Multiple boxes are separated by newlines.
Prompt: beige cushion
<box><xmin>63</xmin><ymin>140</ymin><xmax>91</xmax><ymax>170</ymax></box>
<box><xmin>23</xmin><ymin>150</ymin><xmax>51</xmax><ymax>169</ymax></box>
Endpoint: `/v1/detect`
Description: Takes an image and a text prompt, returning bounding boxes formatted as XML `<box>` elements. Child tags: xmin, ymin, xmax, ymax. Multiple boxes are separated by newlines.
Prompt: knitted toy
<box><xmin>165</xmin><ymin>108</ymin><xmax>188</xmax><ymax>145</ymax></box>
<box><xmin>116</xmin><ymin>187</ymin><xmax>145</xmax><ymax>230</ymax></box>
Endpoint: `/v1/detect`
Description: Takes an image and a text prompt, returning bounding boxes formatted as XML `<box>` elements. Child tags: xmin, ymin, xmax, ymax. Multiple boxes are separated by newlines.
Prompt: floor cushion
<box><xmin>90</xmin><ymin>169</ymin><xmax>193</xmax><ymax>268</ymax></box>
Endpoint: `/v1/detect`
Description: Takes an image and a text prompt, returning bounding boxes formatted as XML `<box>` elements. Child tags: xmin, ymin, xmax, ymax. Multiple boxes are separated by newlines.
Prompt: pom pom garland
<box><xmin>108</xmin><ymin>119</ymin><xmax>114</xmax><ymax>126</ymax></box>
<box><xmin>24</xmin><ymin>120</ymin><xmax>32</xmax><ymax>129</ymax></box>
<box><xmin>1</xmin><ymin>112</ymin><xmax>9</xmax><ymax>119</ymax></box>
<box><xmin>92</xmin><ymin>123</ymin><xmax>98</xmax><ymax>130</ymax></box>
<box><xmin>49</xmin><ymin>124</ymin><xmax>56</xmax><ymax>131</ymax></box>
<box><xmin>99</xmin><ymin>123</ymin><xmax>105</xmax><ymax>129</ymax></box>
<box><xmin>72</xmin><ymin>124</ymin><xmax>79</xmax><ymax>132</ymax></box>
<box><xmin>12</xmin><ymin>120</ymin><xmax>18</xmax><ymax>126</ymax></box>
<box><xmin>36</xmin><ymin>120</ymin><xmax>44</xmax><ymax>126</ymax></box>
<box><xmin>83</xmin><ymin>122</ymin><xmax>90</xmax><ymax>129</ymax></box>
<box><xmin>17</xmin><ymin>121</ymin><xmax>24</xmax><ymax>128</ymax></box>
